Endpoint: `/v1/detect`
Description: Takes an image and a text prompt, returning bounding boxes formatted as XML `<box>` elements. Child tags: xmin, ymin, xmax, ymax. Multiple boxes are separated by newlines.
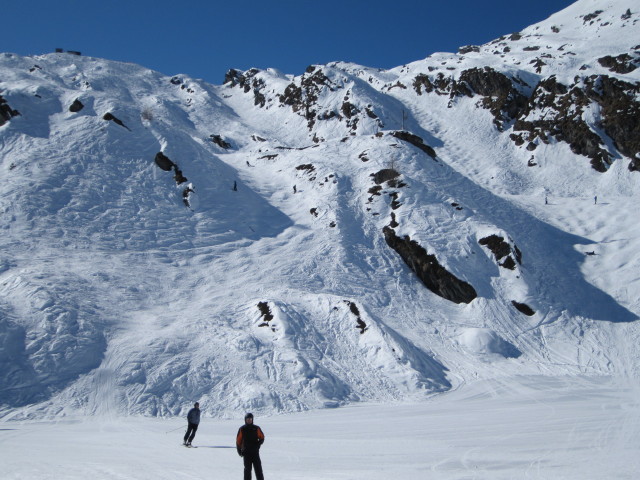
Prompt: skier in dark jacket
<box><xmin>183</xmin><ymin>402</ymin><xmax>201</xmax><ymax>446</ymax></box>
<box><xmin>236</xmin><ymin>413</ymin><xmax>265</xmax><ymax>480</ymax></box>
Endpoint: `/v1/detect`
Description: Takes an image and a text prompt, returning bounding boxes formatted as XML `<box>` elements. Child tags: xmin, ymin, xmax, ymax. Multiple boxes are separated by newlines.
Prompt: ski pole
<box><xmin>165</xmin><ymin>425</ymin><xmax>185</xmax><ymax>434</ymax></box>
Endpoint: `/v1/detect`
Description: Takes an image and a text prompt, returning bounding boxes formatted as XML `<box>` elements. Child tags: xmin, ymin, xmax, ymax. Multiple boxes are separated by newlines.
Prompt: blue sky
<box><xmin>4</xmin><ymin>0</ymin><xmax>575</xmax><ymax>84</ymax></box>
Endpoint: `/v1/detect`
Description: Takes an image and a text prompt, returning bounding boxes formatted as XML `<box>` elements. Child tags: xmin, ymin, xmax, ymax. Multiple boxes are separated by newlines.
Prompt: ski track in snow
<box><xmin>1</xmin><ymin>1</ymin><xmax>640</xmax><ymax>462</ymax></box>
<box><xmin>2</xmin><ymin>376</ymin><xmax>640</xmax><ymax>480</ymax></box>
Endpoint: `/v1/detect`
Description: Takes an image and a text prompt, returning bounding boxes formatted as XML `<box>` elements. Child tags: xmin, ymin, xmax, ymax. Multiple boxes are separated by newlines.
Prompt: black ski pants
<box><xmin>184</xmin><ymin>422</ymin><xmax>198</xmax><ymax>443</ymax></box>
<box><xmin>243</xmin><ymin>451</ymin><xmax>264</xmax><ymax>480</ymax></box>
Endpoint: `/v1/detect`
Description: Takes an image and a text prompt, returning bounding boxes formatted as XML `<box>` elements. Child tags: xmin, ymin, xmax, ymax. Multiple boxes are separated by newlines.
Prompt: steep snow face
<box><xmin>1</xmin><ymin>0</ymin><xmax>640</xmax><ymax>419</ymax></box>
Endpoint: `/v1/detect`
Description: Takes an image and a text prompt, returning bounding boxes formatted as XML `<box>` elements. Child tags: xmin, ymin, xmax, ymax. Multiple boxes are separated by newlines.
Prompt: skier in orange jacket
<box><xmin>236</xmin><ymin>413</ymin><xmax>265</xmax><ymax>480</ymax></box>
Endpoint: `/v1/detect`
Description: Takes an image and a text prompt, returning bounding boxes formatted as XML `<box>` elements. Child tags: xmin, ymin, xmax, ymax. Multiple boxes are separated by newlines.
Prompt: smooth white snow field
<box><xmin>2</xmin><ymin>375</ymin><xmax>638</xmax><ymax>480</ymax></box>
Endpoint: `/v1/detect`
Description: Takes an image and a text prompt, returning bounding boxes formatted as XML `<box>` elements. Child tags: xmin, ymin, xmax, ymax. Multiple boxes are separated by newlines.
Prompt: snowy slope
<box><xmin>1</xmin><ymin>0</ymin><xmax>640</xmax><ymax>421</ymax></box>
<box><xmin>2</xmin><ymin>376</ymin><xmax>639</xmax><ymax>480</ymax></box>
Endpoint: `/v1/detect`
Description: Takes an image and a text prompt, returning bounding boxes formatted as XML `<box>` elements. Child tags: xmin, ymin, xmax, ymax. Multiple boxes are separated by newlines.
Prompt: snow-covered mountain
<box><xmin>1</xmin><ymin>0</ymin><xmax>639</xmax><ymax>419</ymax></box>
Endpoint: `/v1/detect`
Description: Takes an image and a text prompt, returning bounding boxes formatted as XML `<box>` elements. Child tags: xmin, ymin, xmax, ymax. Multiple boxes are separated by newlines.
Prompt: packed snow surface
<box><xmin>2</xmin><ymin>376</ymin><xmax>639</xmax><ymax>479</ymax></box>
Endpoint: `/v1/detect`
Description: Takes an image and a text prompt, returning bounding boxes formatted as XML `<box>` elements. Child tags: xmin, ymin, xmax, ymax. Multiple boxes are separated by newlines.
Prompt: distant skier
<box><xmin>594</xmin><ymin>195</ymin><xmax>598</xmax><ymax>205</ymax></box>
<box><xmin>183</xmin><ymin>402</ymin><xmax>201</xmax><ymax>447</ymax></box>
<box><xmin>236</xmin><ymin>413</ymin><xmax>265</xmax><ymax>480</ymax></box>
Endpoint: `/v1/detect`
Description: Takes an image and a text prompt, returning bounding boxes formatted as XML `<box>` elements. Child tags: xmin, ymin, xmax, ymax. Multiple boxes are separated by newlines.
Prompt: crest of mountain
<box><xmin>0</xmin><ymin>0</ymin><xmax>639</xmax><ymax>419</ymax></box>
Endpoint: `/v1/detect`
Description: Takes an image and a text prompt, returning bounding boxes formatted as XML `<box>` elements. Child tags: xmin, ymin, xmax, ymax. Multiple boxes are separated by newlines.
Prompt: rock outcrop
<box><xmin>390</xmin><ymin>131</ymin><xmax>437</xmax><ymax>159</ymax></box>
<box><xmin>68</xmin><ymin>98</ymin><xmax>84</xmax><ymax>113</ymax></box>
<box><xmin>103</xmin><ymin>112</ymin><xmax>130</xmax><ymax>131</ymax></box>
<box><xmin>511</xmin><ymin>75</ymin><xmax>640</xmax><ymax>172</ymax></box>
<box><xmin>278</xmin><ymin>66</ymin><xmax>339</xmax><ymax>130</ymax></box>
<box><xmin>383</xmin><ymin>227</ymin><xmax>477</xmax><ymax>304</ymax></box>
<box><xmin>0</xmin><ymin>94</ymin><xmax>19</xmax><ymax>126</ymax></box>
<box><xmin>479</xmin><ymin>234</ymin><xmax>522</xmax><ymax>270</ymax></box>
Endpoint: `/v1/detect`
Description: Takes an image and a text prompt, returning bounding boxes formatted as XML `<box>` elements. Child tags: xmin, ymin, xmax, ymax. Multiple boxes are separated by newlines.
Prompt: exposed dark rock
<box><xmin>388</xmin><ymin>81</ymin><xmax>407</xmax><ymax>90</ymax></box>
<box><xmin>582</xmin><ymin>10</ymin><xmax>603</xmax><ymax>24</ymax></box>
<box><xmin>257</xmin><ymin>301</ymin><xmax>274</xmax><ymax>328</ymax></box>
<box><xmin>458</xmin><ymin>45</ymin><xmax>480</xmax><ymax>54</ymax></box>
<box><xmin>531</xmin><ymin>58</ymin><xmax>547</xmax><ymax>74</ymax></box>
<box><xmin>319</xmin><ymin>110</ymin><xmax>340</xmax><ymax>121</ymax></box>
<box><xmin>368</xmin><ymin>185</ymin><xmax>383</xmax><ymax>197</ymax></box>
<box><xmin>383</xmin><ymin>227</ymin><xmax>477</xmax><ymax>304</ymax></box>
<box><xmin>210</xmin><ymin>134</ymin><xmax>231</xmax><ymax>149</ymax></box>
<box><xmin>344</xmin><ymin>300</ymin><xmax>367</xmax><ymax>334</ymax></box>
<box><xmin>0</xmin><ymin>94</ymin><xmax>20</xmax><ymax>126</ymax></box>
<box><xmin>479</xmin><ymin>235</ymin><xmax>511</xmax><ymax>259</ymax></box>
<box><xmin>280</xmin><ymin>83</ymin><xmax>303</xmax><ymax>110</ymax></box>
<box><xmin>182</xmin><ymin>185</ymin><xmax>194</xmax><ymax>207</ymax></box>
<box><xmin>224</xmin><ymin>68</ymin><xmax>267</xmax><ymax>107</ymax></box>
<box><xmin>154</xmin><ymin>152</ymin><xmax>175</xmax><ymax>171</ymax></box>
<box><xmin>371</xmin><ymin>169</ymin><xmax>400</xmax><ymax>185</ymax></box>
<box><xmin>413</xmin><ymin>72</ymin><xmax>453</xmax><ymax>96</ymax></box>
<box><xmin>584</xmin><ymin>76</ymin><xmax>640</xmax><ymax>166</ymax></box>
<box><xmin>478</xmin><ymin>235</ymin><xmax>521</xmax><ymax>270</ymax></box>
<box><xmin>511</xmin><ymin>76</ymin><xmax>614</xmax><ymax>172</ymax></box>
<box><xmin>389</xmin><ymin>192</ymin><xmax>402</xmax><ymax>210</ymax></box>
<box><xmin>223</xmin><ymin>69</ymin><xmax>241</xmax><ymax>86</ymax></box>
<box><xmin>390</xmin><ymin>131</ymin><xmax>437</xmax><ymax>158</ymax></box>
<box><xmin>510</xmin><ymin>133</ymin><xmax>525</xmax><ymax>146</ymax></box>
<box><xmin>513</xmin><ymin>245</ymin><xmax>523</xmax><ymax>264</ymax></box>
<box><xmin>278</xmin><ymin>67</ymin><xmax>338</xmax><ymax>130</ymax></box>
<box><xmin>455</xmin><ymin>67</ymin><xmax>529</xmax><ymax>129</ymax></box>
<box><xmin>102</xmin><ymin>112</ymin><xmax>130</xmax><ymax>131</ymax></box>
<box><xmin>341</xmin><ymin>101</ymin><xmax>359</xmax><ymax>119</ymax></box>
<box><xmin>69</xmin><ymin>98</ymin><xmax>84</xmax><ymax>112</ymax></box>
<box><xmin>154</xmin><ymin>152</ymin><xmax>189</xmax><ymax>194</ymax></box>
<box><xmin>413</xmin><ymin>64</ymin><xmax>637</xmax><ymax>172</ymax></box>
<box><xmin>511</xmin><ymin>301</ymin><xmax>535</xmax><ymax>316</ymax></box>
<box><xmin>528</xmin><ymin>75</ymin><xmax>640</xmax><ymax>171</ymax></box>
<box><xmin>174</xmin><ymin>168</ymin><xmax>188</xmax><ymax>185</ymax></box>
<box><xmin>500</xmin><ymin>256</ymin><xmax>517</xmax><ymax>270</ymax></box>
<box><xmin>296</xmin><ymin>164</ymin><xmax>316</xmax><ymax>173</ymax></box>
<box><xmin>365</xmin><ymin>107</ymin><xmax>378</xmax><ymax>119</ymax></box>
<box><xmin>598</xmin><ymin>53</ymin><xmax>638</xmax><ymax>74</ymax></box>
<box><xmin>413</xmin><ymin>67</ymin><xmax>528</xmax><ymax>130</ymax></box>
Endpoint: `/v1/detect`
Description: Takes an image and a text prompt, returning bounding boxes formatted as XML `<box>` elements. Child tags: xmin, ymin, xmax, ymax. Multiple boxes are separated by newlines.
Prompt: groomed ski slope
<box><xmin>2</xmin><ymin>376</ymin><xmax>639</xmax><ymax>480</ymax></box>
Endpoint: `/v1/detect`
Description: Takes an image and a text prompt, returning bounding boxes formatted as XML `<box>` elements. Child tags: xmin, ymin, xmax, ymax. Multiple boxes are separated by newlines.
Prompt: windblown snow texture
<box><xmin>1</xmin><ymin>0</ymin><xmax>639</xmax><ymax>419</ymax></box>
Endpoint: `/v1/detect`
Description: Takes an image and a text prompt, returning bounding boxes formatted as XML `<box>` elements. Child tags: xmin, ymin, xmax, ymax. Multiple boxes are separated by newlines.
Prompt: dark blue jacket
<box><xmin>187</xmin><ymin>407</ymin><xmax>201</xmax><ymax>425</ymax></box>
